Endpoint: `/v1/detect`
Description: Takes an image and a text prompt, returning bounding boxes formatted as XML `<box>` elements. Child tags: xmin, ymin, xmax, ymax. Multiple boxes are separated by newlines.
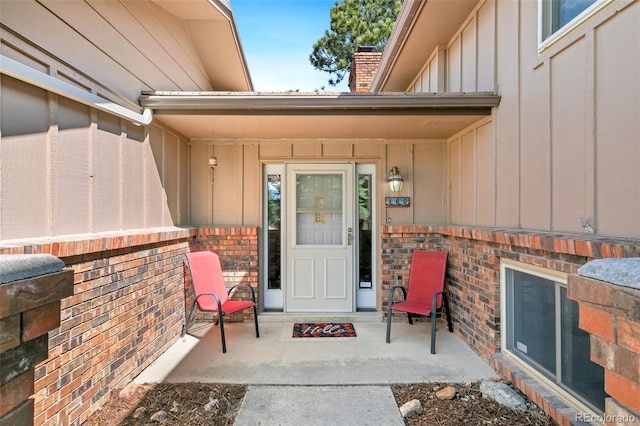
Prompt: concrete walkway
<box><xmin>135</xmin><ymin>317</ymin><xmax>498</xmax><ymax>425</ymax></box>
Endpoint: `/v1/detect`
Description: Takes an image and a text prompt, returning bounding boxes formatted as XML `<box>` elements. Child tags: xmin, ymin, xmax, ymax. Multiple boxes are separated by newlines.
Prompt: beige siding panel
<box><xmin>293</xmin><ymin>141</ymin><xmax>322</xmax><ymax>158</ymax></box>
<box><xmin>461</xmin><ymin>19</ymin><xmax>477</xmax><ymax>92</ymax></box>
<box><xmin>461</xmin><ymin>131</ymin><xmax>476</xmax><ymax>224</ymax></box>
<box><xmin>0</xmin><ymin>133</ymin><xmax>49</xmax><ymax>240</ymax></box>
<box><xmin>0</xmin><ymin>78</ymin><xmax>49</xmax><ymax>239</ymax></box>
<box><xmin>449</xmin><ymin>138</ymin><xmax>462</xmax><ymax>224</ymax></box>
<box><xmin>476</xmin><ymin>0</ymin><xmax>496</xmax><ymax>92</ymax></box>
<box><xmin>595</xmin><ymin>4</ymin><xmax>640</xmax><ymax>236</ymax></box>
<box><xmin>322</xmin><ymin>141</ymin><xmax>353</xmax><ymax>158</ymax></box>
<box><xmin>1</xmin><ymin>76</ymin><xmax>49</xmax><ymax>137</ymax></box>
<box><xmin>494</xmin><ymin>0</ymin><xmax>520</xmax><ymax>228</ymax></box>
<box><xmin>1</xmin><ymin>1</ymin><xmax>145</xmax><ymax>102</ymax></box>
<box><xmin>419</xmin><ymin>67</ymin><xmax>429</xmax><ymax>92</ymax></box>
<box><xmin>146</xmin><ymin>125</ymin><xmax>165</xmax><ymax>226</ymax></box>
<box><xmin>476</xmin><ymin>121</ymin><xmax>495</xmax><ymax>226</ymax></box>
<box><xmin>121</xmin><ymin>1</ymin><xmax>211</xmax><ymax>90</ymax></box>
<box><xmin>385</xmin><ymin>144</ymin><xmax>412</xmax><ymax>225</ymax></box>
<box><xmin>1</xmin><ymin>43</ymin><xmax>50</xmax><ymax>76</ymax></box>
<box><xmin>519</xmin><ymin>68</ymin><xmax>550</xmax><ymax>230</ymax></box>
<box><xmin>189</xmin><ymin>144</ymin><xmax>211</xmax><ymax>225</ymax></box>
<box><xmin>164</xmin><ymin>133</ymin><xmax>179</xmax><ymax>225</ymax></box>
<box><xmin>213</xmin><ymin>145</ymin><xmax>243</xmax><ymax>224</ymax></box>
<box><xmin>122</xmin><ymin>132</ymin><xmax>145</xmax><ymax>230</ymax></box>
<box><xmin>353</xmin><ymin>142</ymin><xmax>383</xmax><ymax>158</ymax></box>
<box><xmin>93</xmin><ymin>113</ymin><xmax>121</xmax><ymax>232</ymax></box>
<box><xmin>179</xmin><ymin>139</ymin><xmax>189</xmax><ymax>226</ymax></box>
<box><xmin>519</xmin><ymin>0</ymin><xmax>550</xmax><ymax>231</ymax></box>
<box><xmin>41</xmin><ymin>0</ymin><xmax>175</xmax><ymax>86</ymax></box>
<box><xmin>147</xmin><ymin>1</ymin><xmax>209</xmax><ymax>83</ymax></box>
<box><xmin>243</xmin><ymin>144</ymin><xmax>261</xmax><ymax>225</ymax></box>
<box><xmin>550</xmin><ymin>40</ymin><xmax>589</xmax><ymax>234</ymax></box>
<box><xmin>448</xmin><ymin>36</ymin><xmax>462</xmax><ymax>92</ymax></box>
<box><xmin>428</xmin><ymin>59</ymin><xmax>438</xmax><ymax>92</ymax></box>
<box><xmin>260</xmin><ymin>142</ymin><xmax>291</xmax><ymax>158</ymax></box>
<box><xmin>55</xmin><ymin>99</ymin><xmax>91</xmax><ymax>235</ymax></box>
<box><xmin>85</xmin><ymin>0</ymin><xmax>188</xmax><ymax>88</ymax></box>
<box><xmin>413</xmin><ymin>143</ymin><xmax>447</xmax><ymax>224</ymax></box>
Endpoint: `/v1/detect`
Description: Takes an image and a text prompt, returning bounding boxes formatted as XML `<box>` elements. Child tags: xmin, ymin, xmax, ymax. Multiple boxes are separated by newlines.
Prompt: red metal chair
<box><xmin>386</xmin><ymin>250</ymin><xmax>453</xmax><ymax>354</ymax></box>
<box><xmin>181</xmin><ymin>251</ymin><xmax>259</xmax><ymax>353</ymax></box>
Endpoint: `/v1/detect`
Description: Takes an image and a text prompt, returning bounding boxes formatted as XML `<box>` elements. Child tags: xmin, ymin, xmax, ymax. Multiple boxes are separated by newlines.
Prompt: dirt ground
<box><xmin>85</xmin><ymin>381</ymin><xmax>557</xmax><ymax>425</ymax></box>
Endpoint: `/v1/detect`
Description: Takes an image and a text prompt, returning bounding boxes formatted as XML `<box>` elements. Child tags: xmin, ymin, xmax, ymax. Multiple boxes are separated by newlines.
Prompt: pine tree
<box><xmin>309</xmin><ymin>0</ymin><xmax>402</xmax><ymax>86</ymax></box>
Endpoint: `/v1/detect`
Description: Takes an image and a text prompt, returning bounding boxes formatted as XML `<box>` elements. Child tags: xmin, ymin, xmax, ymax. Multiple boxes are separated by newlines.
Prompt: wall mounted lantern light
<box><xmin>387</xmin><ymin>165</ymin><xmax>403</xmax><ymax>192</ymax></box>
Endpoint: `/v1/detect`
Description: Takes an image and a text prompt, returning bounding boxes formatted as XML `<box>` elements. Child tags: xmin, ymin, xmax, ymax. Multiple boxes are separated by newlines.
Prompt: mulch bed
<box><xmin>86</xmin><ymin>381</ymin><xmax>558</xmax><ymax>426</ymax></box>
<box><xmin>392</xmin><ymin>382</ymin><xmax>558</xmax><ymax>425</ymax></box>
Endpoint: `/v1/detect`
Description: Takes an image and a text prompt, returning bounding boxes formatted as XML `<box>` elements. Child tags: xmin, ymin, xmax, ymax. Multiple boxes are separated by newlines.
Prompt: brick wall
<box><xmin>0</xmin><ymin>228</ymin><xmax>194</xmax><ymax>426</ymax></box>
<box><xmin>188</xmin><ymin>227</ymin><xmax>259</xmax><ymax>323</ymax></box>
<box><xmin>0</xmin><ymin>263</ymin><xmax>73</xmax><ymax>426</ymax></box>
<box><xmin>381</xmin><ymin>226</ymin><xmax>443</xmax><ymax>311</ymax></box>
<box><xmin>0</xmin><ymin>227</ymin><xmax>260</xmax><ymax>425</ymax></box>
<box><xmin>382</xmin><ymin>225</ymin><xmax>589</xmax><ymax>360</ymax></box>
<box><xmin>568</xmin><ymin>275</ymin><xmax>640</xmax><ymax>423</ymax></box>
<box><xmin>349</xmin><ymin>50</ymin><xmax>382</xmax><ymax>93</ymax></box>
<box><xmin>382</xmin><ymin>225</ymin><xmax>640</xmax><ymax>425</ymax></box>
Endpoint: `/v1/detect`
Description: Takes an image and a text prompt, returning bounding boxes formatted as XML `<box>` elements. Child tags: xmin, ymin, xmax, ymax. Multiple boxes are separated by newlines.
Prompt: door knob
<box><xmin>347</xmin><ymin>227</ymin><xmax>353</xmax><ymax>245</ymax></box>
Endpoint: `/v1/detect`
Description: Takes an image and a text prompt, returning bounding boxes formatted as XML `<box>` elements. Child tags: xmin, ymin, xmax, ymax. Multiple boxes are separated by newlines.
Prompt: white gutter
<box><xmin>0</xmin><ymin>55</ymin><xmax>153</xmax><ymax>126</ymax></box>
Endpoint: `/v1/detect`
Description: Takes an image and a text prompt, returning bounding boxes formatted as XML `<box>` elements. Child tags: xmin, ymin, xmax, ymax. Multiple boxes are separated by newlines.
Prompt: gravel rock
<box><xmin>480</xmin><ymin>381</ymin><xmax>526</xmax><ymax>410</ymax></box>
<box><xmin>435</xmin><ymin>385</ymin><xmax>457</xmax><ymax>400</ymax></box>
<box><xmin>399</xmin><ymin>399</ymin><xmax>424</xmax><ymax>418</ymax></box>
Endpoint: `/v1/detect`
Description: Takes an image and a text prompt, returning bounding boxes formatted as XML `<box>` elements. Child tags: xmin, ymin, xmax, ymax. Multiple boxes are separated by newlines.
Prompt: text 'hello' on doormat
<box><xmin>292</xmin><ymin>323</ymin><xmax>357</xmax><ymax>338</ymax></box>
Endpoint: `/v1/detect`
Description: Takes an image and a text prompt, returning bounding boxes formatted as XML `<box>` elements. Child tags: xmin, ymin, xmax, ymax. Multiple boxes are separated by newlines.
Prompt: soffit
<box><xmin>140</xmin><ymin>91</ymin><xmax>499</xmax><ymax>139</ymax></box>
<box><xmin>152</xmin><ymin>0</ymin><xmax>252</xmax><ymax>91</ymax></box>
<box><xmin>373</xmin><ymin>0</ymin><xmax>480</xmax><ymax>92</ymax></box>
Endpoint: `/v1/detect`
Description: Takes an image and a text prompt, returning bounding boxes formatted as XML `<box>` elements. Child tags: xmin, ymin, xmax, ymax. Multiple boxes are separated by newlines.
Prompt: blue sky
<box><xmin>231</xmin><ymin>0</ymin><xmax>350</xmax><ymax>92</ymax></box>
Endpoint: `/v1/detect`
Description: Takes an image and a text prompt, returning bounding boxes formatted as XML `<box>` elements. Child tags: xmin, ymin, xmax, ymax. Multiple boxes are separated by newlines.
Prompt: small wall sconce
<box><xmin>208</xmin><ymin>157</ymin><xmax>218</xmax><ymax>169</ymax></box>
<box><xmin>387</xmin><ymin>165</ymin><xmax>403</xmax><ymax>192</ymax></box>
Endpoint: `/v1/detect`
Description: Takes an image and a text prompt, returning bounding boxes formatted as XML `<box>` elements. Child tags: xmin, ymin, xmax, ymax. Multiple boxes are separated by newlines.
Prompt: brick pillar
<box><xmin>0</xmin><ymin>255</ymin><xmax>74</xmax><ymax>426</ymax></box>
<box><xmin>349</xmin><ymin>47</ymin><xmax>382</xmax><ymax>93</ymax></box>
<box><xmin>568</xmin><ymin>273</ymin><xmax>640</xmax><ymax>424</ymax></box>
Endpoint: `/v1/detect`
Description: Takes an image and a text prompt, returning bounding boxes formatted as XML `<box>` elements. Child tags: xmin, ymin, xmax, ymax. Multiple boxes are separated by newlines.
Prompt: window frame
<box><xmin>538</xmin><ymin>0</ymin><xmax>614</xmax><ymax>53</ymax></box>
<box><xmin>500</xmin><ymin>259</ymin><xmax>604</xmax><ymax>415</ymax></box>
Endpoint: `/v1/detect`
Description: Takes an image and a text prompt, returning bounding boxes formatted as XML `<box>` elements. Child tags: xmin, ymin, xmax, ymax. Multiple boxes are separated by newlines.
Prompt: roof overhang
<box><xmin>152</xmin><ymin>0</ymin><xmax>253</xmax><ymax>91</ymax></box>
<box><xmin>140</xmin><ymin>91</ymin><xmax>500</xmax><ymax>139</ymax></box>
<box><xmin>372</xmin><ymin>0</ymin><xmax>480</xmax><ymax>92</ymax></box>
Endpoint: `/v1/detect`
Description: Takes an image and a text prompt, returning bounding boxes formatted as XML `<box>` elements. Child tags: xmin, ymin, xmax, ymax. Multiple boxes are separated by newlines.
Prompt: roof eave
<box><xmin>371</xmin><ymin>0</ymin><xmax>481</xmax><ymax>92</ymax></box>
<box><xmin>152</xmin><ymin>0</ymin><xmax>253</xmax><ymax>91</ymax></box>
<box><xmin>139</xmin><ymin>91</ymin><xmax>500</xmax><ymax>116</ymax></box>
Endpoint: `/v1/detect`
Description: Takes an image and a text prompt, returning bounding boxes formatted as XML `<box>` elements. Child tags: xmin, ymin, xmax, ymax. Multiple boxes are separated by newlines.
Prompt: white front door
<box><xmin>285</xmin><ymin>163</ymin><xmax>355</xmax><ymax>312</ymax></box>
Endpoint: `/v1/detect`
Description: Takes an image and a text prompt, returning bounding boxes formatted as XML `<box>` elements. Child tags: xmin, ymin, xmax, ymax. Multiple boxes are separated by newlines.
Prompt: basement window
<box><xmin>501</xmin><ymin>260</ymin><xmax>606</xmax><ymax>413</ymax></box>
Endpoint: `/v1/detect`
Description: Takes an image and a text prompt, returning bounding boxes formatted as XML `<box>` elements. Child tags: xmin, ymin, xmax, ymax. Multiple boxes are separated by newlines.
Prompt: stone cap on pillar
<box><xmin>0</xmin><ymin>254</ymin><xmax>65</xmax><ymax>284</ymax></box>
<box><xmin>578</xmin><ymin>258</ymin><xmax>640</xmax><ymax>290</ymax></box>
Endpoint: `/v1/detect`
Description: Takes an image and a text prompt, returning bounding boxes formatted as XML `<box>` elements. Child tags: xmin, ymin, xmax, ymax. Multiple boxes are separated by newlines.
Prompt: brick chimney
<box><xmin>349</xmin><ymin>46</ymin><xmax>382</xmax><ymax>93</ymax></box>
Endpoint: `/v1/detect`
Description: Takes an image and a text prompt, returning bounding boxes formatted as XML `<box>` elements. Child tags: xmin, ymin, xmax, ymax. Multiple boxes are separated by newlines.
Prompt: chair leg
<box><xmin>181</xmin><ymin>301</ymin><xmax>198</xmax><ymax>337</ymax></box>
<box><xmin>444</xmin><ymin>295</ymin><xmax>453</xmax><ymax>333</ymax></box>
<box><xmin>407</xmin><ymin>312</ymin><xmax>413</xmax><ymax>325</ymax></box>
<box><xmin>253</xmin><ymin>305</ymin><xmax>260</xmax><ymax>338</ymax></box>
<box><xmin>430</xmin><ymin>305</ymin><xmax>438</xmax><ymax>354</ymax></box>
<box><xmin>219</xmin><ymin>313</ymin><xmax>227</xmax><ymax>353</ymax></box>
<box><xmin>386</xmin><ymin>306</ymin><xmax>393</xmax><ymax>344</ymax></box>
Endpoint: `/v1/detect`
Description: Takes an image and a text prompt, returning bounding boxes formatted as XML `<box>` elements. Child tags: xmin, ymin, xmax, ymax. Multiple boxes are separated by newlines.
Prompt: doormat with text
<box><xmin>292</xmin><ymin>323</ymin><xmax>357</xmax><ymax>338</ymax></box>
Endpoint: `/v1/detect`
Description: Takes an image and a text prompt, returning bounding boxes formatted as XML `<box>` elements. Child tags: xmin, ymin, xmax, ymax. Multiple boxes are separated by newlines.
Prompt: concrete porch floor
<box><xmin>134</xmin><ymin>315</ymin><xmax>498</xmax><ymax>425</ymax></box>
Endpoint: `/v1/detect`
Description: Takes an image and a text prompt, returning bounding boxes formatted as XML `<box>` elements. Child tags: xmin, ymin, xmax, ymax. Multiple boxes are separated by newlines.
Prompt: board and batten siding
<box><xmin>412</xmin><ymin>0</ymin><xmax>639</xmax><ymax>238</ymax></box>
<box><xmin>188</xmin><ymin>139</ymin><xmax>448</xmax><ymax>228</ymax></box>
<box><xmin>0</xmin><ymin>0</ymin><xmax>206</xmax><ymax>241</ymax></box>
<box><xmin>0</xmin><ymin>0</ymin><xmax>212</xmax><ymax>103</ymax></box>
<box><xmin>0</xmin><ymin>75</ymin><xmax>189</xmax><ymax>241</ymax></box>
